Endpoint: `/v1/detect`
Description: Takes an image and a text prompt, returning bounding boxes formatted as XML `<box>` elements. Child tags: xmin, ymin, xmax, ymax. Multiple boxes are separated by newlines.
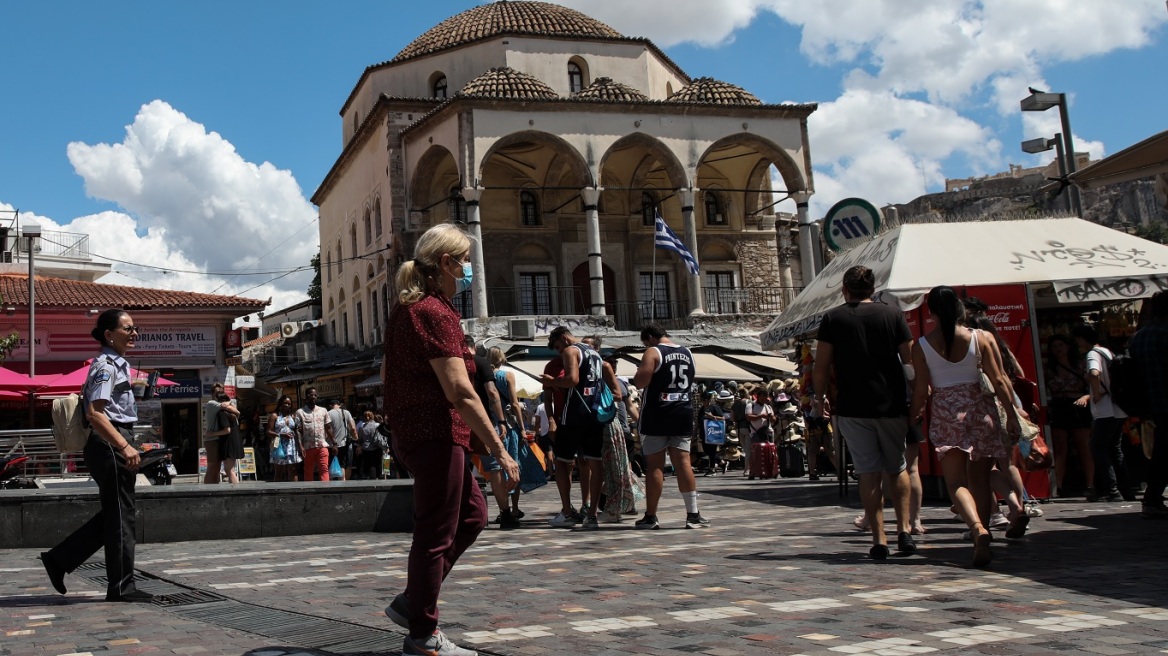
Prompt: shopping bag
<box><xmin>704</xmin><ymin>419</ymin><xmax>726</xmax><ymax>445</ymax></box>
<box><xmin>329</xmin><ymin>455</ymin><xmax>343</xmax><ymax>479</ymax></box>
<box><xmin>518</xmin><ymin>439</ymin><xmax>548</xmax><ymax>493</ymax></box>
<box><xmin>272</xmin><ymin>439</ymin><xmax>287</xmax><ymax>460</ymax></box>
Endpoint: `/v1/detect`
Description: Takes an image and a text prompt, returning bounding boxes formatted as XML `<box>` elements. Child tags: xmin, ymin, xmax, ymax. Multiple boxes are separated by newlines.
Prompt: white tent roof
<box><xmin>761</xmin><ymin>217</ymin><xmax>1168</xmax><ymax>350</ymax></box>
<box><xmin>622</xmin><ymin>351</ymin><xmax>762</xmax><ymax>382</ymax></box>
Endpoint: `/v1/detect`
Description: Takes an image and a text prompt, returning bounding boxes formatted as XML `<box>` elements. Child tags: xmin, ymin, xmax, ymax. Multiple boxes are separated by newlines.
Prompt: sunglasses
<box><xmin>115</xmin><ymin>326</ymin><xmax>140</xmax><ymax>333</ymax></box>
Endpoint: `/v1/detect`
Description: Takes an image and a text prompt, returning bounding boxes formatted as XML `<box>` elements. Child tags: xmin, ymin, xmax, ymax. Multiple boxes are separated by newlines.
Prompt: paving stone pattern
<box><xmin>2</xmin><ymin>476</ymin><xmax>1167</xmax><ymax>655</ymax></box>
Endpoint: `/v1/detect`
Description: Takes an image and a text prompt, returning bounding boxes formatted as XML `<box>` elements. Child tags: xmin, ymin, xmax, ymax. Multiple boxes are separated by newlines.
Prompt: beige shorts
<box><xmin>641</xmin><ymin>434</ymin><xmax>692</xmax><ymax>456</ymax></box>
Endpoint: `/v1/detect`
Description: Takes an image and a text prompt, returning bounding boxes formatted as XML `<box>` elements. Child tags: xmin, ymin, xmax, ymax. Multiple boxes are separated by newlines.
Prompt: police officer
<box><xmin>41</xmin><ymin>308</ymin><xmax>154</xmax><ymax>602</ymax></box>
<box><xmin>633</xmin><ymin>323</ymin><xmax>709</xmax><ymax>530</ymax></box>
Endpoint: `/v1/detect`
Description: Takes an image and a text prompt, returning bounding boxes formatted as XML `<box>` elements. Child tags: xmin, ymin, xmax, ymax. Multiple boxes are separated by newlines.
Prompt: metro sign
<box><xmin>823</xmin><ymin>198</ymin><xmax>882</xmax><ymax>253</ymax></box>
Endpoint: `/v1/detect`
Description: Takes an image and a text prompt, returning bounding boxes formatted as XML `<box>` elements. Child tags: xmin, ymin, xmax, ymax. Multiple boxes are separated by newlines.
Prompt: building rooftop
<box><xmin>573</xmin><ymin>77</ymin><xmax>649</xmax><ymax>102</ymax></box>
<box><xmin>669</xmin><ymin>77</ymin><xmax>762</xmax><ymax>106</ymax></box>
<box><xmin>0</xmin><ymin>274</ymin><xmax>268</xmax><ymax>311</ymax></box>
<box><xmin>460</xmin><ymin>67</ymin><xmax>559</xmax><ymax>100</ymax></box>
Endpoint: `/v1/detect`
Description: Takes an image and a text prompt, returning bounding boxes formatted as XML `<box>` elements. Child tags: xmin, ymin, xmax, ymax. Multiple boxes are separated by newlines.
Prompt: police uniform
<box><xmin>639</xmin><ymin>342</ymin><xmax>697</xmax><ymax>446</ymax></box>
<box><xmin>46</xmin><ymin>347</ymin><xmax>141</xmax><ymax>600</ymax></box>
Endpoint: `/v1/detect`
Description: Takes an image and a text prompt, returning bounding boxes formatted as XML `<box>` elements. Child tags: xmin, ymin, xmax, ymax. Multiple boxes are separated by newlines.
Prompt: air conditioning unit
<box><xmin>280</xmin><ymin>322</ymin><xmax>299</xmax><ymax>338</ymax></box>
<box><xmin>295</xmin><ymin>342</ymin><xmax>318</xmax><ymax>362</ymax></box>
<box><xmin>509</xmin><ymin>318</ymin><xmax>535</xmax><ymax>340</ymax></box>
<box><xmin>300</xmin><ymin>320</ymin><xmax>320</xmax><ymax>331</ymax></box>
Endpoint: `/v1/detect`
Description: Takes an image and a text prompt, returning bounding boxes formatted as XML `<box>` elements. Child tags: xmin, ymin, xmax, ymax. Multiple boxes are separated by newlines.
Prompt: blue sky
<box><xmin>1</xmin><ymin>1</ymin><xmax>1166</xmax><ymax>311</ymax></box>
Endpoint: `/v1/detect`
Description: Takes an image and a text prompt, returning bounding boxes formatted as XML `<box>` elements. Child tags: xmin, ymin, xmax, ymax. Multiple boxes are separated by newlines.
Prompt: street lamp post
<box><xmin>1021</xmin><ymin>90</ymin><xmax>1082</xmax><ymax>216</ymax></box>
<box><xmin>1021</xmin><ymin>133</ymin><xmax>1070</xmax><ymax>212</ymax></box>
<box><xmin>24</xmin><ymin>223</ymin><xmax>40</xmax><ymax>429</ymax></box>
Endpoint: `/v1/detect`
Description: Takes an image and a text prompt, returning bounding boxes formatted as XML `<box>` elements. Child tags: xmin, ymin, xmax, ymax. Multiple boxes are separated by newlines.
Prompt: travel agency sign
<box><xmin>823</xmin><ymin>197</ymin><xmax>882</xmax><ymax>253</ymax></box>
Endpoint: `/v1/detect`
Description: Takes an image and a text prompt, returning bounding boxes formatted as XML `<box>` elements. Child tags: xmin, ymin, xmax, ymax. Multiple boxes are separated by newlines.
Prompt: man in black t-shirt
<box><xmin>812</xmin><ymin>265</ymin><xmax>917</xmax><ymax>560</ymax></box>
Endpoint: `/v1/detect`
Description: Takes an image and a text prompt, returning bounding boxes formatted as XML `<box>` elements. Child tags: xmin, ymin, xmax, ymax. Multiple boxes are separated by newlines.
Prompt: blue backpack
<box><xmin>575</xmin><ymin>344</ymin><xmax>616</xmax><ymax>425</ymax></box>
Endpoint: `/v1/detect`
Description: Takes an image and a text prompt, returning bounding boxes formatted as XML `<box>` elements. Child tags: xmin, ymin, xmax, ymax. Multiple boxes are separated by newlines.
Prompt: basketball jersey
<box><xmin>561</xmin><ymin>343</ymin><xmax>603</xmax><ymax>427</ymax></box>
<box><xmin>638</xmin><ymin>342</ymin><xmax>696</xmax><ymax>436</ymax></box>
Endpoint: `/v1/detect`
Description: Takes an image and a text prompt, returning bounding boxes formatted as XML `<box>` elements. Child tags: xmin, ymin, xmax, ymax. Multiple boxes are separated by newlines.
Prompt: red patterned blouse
<box><xmin>383</xmin><ymin>293</ymin><xmax>473</xmax><ymax>449</ymax></box>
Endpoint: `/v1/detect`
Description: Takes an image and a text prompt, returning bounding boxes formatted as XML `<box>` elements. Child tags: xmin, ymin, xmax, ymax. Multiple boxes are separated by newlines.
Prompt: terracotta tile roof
<box><xmin>460</xmin><ymin>67</ymin><xmax>558</xmax><ymax>100</ymax></box>
<box><xmin>393</xmin><ymin>1</ymin><xmax>623</xmax><ymax>62</ymax></box>
<box><xmin>0</xmin><ymin>274</ymin><xmax>269</xmax><ymax>310</ymax></box>
<box><xmin>573</xmin><ymin>77</ymin><xmax>649</xmax><ymax>102</ymax></box>
<box><xmin>669</xmin><ymin>77</ymin><xmax>762</xmax><ymax>106</ymax></box>
<box><xmin>243</xmin><ymin>331</ymin><xmax>283</xmax><ymax>348</ymax></box>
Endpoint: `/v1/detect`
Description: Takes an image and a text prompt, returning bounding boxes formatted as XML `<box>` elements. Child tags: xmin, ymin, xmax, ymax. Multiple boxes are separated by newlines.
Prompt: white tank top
<box><xmin>920</xmin><ymin>329</ymin><xmax>981</xmax><ymax>389</ymax></box>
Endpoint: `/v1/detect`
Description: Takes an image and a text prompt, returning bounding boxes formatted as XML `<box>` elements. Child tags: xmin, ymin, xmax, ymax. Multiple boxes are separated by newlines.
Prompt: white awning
<box><xmin>760</xmin><ymin>217</ymin><xmax>1168</xmax><ymax>349</ymax></box>
<box><xmin>622</xmin><ymin>352</ymin><xmax>762</xmax><ymax>382</ymax></box>
<box><xmin>499</xmin><ymin>365</ymin><xmax>543</xmax><ymax>400</ymax></box>
<box><xmin>721</xmin><ymin>353</ymin><xmax>798</xmax><ymax>374</ymax></box>
<box><xmin>509</xmin><ymin>359</ymin><xmax>553</xmax><ymax>381</ymax></box>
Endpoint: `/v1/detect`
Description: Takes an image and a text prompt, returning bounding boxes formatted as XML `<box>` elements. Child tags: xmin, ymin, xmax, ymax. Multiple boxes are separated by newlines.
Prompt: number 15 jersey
<box><xmin>639</xmin><ymin>342</ymin><xmax>696</xmax><ymax>437</ymax></box>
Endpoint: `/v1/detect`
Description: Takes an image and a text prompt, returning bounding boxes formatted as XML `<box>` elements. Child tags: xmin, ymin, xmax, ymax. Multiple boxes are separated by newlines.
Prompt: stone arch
<box><xmin>476</xmin><ymin>130</ymin><xmax>593</xmax><ymax>188</ymax></box>
<box><xmin>352</xmin><ymin>275</ymin><xmax>361</xmax><ymax>293</ymax></box>
<box><xmin>700</xmin><ymin>238</ymin><xmax>738</xmax><ymax>262</ymax></box>
<box><xmin>410</xmin><ymin>144</ymin><xmax>462</xmax><ymax>221</ymax></box>
<box><xmin>338</xmin><ymin>288</ymin><xmax>347</xmax><ymax>305</ymax></box>
<box><xmin>599</xmin><ymin>132</ymin><xmax>688</xmax><ymax>191</ymax></box>
<box><xmin>697</xmin><ymin>132</ymin><xmax>806</xmax><ymax>194</ymax></box>
<box><xmin>513</xmin><ymin>241</ymin><xmax>553</xmax><ymax>263</ymax></box>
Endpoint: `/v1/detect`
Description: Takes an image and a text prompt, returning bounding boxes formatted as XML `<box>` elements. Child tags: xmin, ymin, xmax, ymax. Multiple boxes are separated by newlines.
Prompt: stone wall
<box><xmin>733</xmin><ymin>235</ymin><xmax>781</xmax><ymax>288</ymax></box>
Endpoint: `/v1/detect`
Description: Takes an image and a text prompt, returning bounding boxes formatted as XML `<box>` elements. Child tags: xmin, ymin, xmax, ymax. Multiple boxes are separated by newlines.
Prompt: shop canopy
<box><xmin>760</xmin><ymin>217</ymin><xmax>1168</xmax><ymax>350</ymax></box>
<box><xmin>499</xmin><ymin>365</ymin><xmax>544</xmax><ymax>400</ymax></box>
<box><xmin>620</xmin><ymin>351</ymin><xmax>762</xmax><ymax>382</ymax></box>
<box><xmin>1069</xmin><ymin>129</ymin><xmax>1168</xmax><ymax>190</ymax></box>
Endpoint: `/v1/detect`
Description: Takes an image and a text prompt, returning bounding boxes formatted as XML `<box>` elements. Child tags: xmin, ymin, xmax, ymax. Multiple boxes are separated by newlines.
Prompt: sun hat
<box><xmin>716</xmin><ymin>390</ymin><xmax>734</xmax><ymax>401</ymax></box>
<box><xmin>774</xmin><ymin>392</ymin><xmax>791</xmax><ymax>403</ymax></box>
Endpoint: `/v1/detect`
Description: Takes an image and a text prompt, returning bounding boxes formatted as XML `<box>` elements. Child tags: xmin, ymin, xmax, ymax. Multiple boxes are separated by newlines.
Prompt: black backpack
<box><xmin>1099</xmin><ymin>348</ymin><xmax>1150</xmax><ymax>417</ymax></box>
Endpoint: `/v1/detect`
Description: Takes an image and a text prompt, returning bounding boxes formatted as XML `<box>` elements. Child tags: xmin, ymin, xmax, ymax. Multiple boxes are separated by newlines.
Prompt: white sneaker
<box><xmin>1026</xmin><ymin>503</ymin><xmax>1044</xmax><ymax>517</ymax></box>
<box><xmin>549</xmin><ymin>512</ymin><xmax>578</xmax><ymax>528</ymax></box>
<box><xmin>989</xmin><ymin>512</ymin><xmax>1009</xmax><ymax>529</ymax></box>
<box><xmin>402</xmin><ymin>629</ymin><xmax>477</xmax><ymax>656</ymax></box>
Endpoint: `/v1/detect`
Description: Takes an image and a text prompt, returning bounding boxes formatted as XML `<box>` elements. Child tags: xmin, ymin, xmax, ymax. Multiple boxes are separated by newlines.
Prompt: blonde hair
<box><xmin>395</xmin><ymin>224</ymin><xmax>472</xmax><ymax>305</ymax></box>
<box><xmin>487</xmin><ymin>346</ymin><xmax>507</xmax><ymax>368</ymax></box>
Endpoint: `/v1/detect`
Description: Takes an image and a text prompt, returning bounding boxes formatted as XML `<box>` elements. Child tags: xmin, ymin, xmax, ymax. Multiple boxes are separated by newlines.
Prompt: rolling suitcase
<box><xmin>749</xmin><ymin>442</ymin><xmax>778</xmax><ymax>479</ymax></box>
<box><xmin>779</xmin><ymin>442</ymin><xmax>806</xmax><ymax>478</ymax></box>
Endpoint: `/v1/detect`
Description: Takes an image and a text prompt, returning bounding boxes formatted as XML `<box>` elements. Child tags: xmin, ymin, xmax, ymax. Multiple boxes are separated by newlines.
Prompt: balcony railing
<box><xmin>10</xmin><ymin>229</ymin><xmax>91</xmax><ymax>259</ymax></box>
<box><xmin>609</xmin><ymin>300</ymin><xmax>690</xmax><ymax>332</ymax></box>
<box><xmin>702</xmin><ymin>286</ymin><xmax>799</xmax><ymax>315</ymax></box>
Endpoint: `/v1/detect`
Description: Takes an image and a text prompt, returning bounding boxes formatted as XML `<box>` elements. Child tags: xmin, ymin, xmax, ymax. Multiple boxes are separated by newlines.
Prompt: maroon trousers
<box><xmin>394</xmin><ymin>437</ymin><xmax>487</xmax><ymax>639</ymax></box>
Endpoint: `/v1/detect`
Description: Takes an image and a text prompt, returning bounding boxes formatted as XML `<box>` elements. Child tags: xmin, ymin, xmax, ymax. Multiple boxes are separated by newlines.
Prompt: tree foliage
<box><xmin>307</xmin><ymin>252</ymin><xmax>322</xmax><ymax>301</ymax></box>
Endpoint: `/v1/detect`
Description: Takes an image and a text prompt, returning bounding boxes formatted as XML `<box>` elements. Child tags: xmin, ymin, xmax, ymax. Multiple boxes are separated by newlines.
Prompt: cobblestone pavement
<box><xmin>3</xmin><ymin>475</ymin><xmax>1168</xmax><ymax>656</ymax></box>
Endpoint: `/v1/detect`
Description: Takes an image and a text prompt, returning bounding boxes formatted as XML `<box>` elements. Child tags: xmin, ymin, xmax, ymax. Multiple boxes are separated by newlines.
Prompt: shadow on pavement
<box><xmin>0</xmin><ymin>594</ymin><xmax>107</xmax><ymax>607</ymax></box>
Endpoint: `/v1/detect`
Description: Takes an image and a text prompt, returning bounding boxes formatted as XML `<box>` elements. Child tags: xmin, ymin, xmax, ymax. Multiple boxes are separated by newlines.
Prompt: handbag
<box><xmin>1013</xmin><ymin>417</ymin><xmax>1052</xmax><ymax>471</ymax></box>
<box><xmin>704</xmin><ymin>419</ymin><xmax>726</xmax><ymax>445</ymax></box>
<box><xmin>974</xmin><ymin>331</ymin><xmax>996</xmax><ymax>397</ymax></box>
<box><xmin>272</xmin><ymin>438</ymin><xmax>287</xmax><ymax>460</ymax></box>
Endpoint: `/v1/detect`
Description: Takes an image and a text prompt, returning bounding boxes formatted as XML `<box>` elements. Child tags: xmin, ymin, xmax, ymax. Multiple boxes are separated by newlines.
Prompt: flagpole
<box><xmin>650</xmin><ymin>229</ymin><xmax>657</xmax><ymax>323</ymax></box>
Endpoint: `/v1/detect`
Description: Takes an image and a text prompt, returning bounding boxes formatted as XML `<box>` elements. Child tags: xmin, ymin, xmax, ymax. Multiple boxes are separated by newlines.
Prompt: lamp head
<box><xmin>1021</xmin><ymin>137</ymin><xmax>1056</xmax><ymax>154</ymax></box>
<box><xmin>1020</xmin><ymin>92</ymin><xmax>1061</xmax><ymax>112</ymax></box>
<box><xmin>22</xmin><ymin>224</ymin><xmax>41</xmax><ymax>238</ymax></box>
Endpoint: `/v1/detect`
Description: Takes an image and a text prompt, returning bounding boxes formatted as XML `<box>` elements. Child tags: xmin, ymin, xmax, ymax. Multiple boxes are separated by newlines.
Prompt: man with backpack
<box><xmin>632</xmin><ymin>323</ymin><xmax>709</xmax><ymax>530</ymax></box>
<box><xmin>539</xmin><ymin>326</ymin><xmax>607</xmax><ymax>530</ymax></box>
<box><xmin>1073</xmin><ymin>324</ymin><xmax>1134</xmax><ymax>502</ymax></box>
<box><xmin>1129</xmin><ymin>292</ymin><xmax>1168</xmax><ymax>519</ymax></box>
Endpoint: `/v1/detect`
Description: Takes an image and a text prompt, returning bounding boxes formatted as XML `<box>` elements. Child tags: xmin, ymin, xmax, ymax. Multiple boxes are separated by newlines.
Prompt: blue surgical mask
<box><xmin>455</xmin><ymin>262</ymin><xmax>473</xmax><ymax>294</ymax></box>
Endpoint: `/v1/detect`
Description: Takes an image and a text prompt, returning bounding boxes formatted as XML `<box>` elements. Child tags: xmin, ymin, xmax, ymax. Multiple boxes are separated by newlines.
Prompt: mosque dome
<box><xmin>459</xmin><ymin>67</ymin><xmax>559</xmax><ymax>100</ymax></box>
<box><xmin>393</xmin><ymin>1</ymin><xmax>624</xmax><ymax>62</ymax></box>
<box><xmin>573</xmin><ymin>77</ymin><xmax>649</xmax><ymax>102</ymax></box>
<box><xmin>669</xmin><ymin>77</ymin><xmax>762</xmax><ymax>106</ymax></box>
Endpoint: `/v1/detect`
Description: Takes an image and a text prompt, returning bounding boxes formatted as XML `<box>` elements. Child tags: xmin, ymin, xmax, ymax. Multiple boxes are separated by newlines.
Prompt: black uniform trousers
<box><xmin>47</xmin><ymin>428</ymin><xmax>138</xmax><ymax>599</ymax></box>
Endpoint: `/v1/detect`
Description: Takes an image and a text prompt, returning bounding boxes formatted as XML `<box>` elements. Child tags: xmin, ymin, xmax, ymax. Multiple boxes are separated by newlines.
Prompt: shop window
<box><xmin>520</xmin><ymin>191</ymin><xmax>540</xmax><ymax>226</ymax></box>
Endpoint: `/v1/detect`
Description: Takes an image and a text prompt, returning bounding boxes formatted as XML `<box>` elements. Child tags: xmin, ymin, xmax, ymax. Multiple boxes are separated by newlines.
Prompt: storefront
<box><xmin>761</xmin><ymin>217</ymin><xmax>1168</xmax><ymax>498</ymax></box>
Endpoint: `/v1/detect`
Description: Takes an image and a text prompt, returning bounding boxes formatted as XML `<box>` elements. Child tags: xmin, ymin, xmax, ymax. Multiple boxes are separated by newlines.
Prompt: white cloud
<box><xmin>1</xmin><ymin>100</ymin><xmax>317</xmax><ymax>314</ymax></box>
<box><xmin>556</xmin><ymin>0</ymin><xmax>767</xmax><ymax>47</ymax></box>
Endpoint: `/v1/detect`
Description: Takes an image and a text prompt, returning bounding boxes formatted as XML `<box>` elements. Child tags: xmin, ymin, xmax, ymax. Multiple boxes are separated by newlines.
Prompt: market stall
<box><xmin>761</xmin><ymin>217</ymin><xmax>1168</xmax><ymax>498</ymax></box>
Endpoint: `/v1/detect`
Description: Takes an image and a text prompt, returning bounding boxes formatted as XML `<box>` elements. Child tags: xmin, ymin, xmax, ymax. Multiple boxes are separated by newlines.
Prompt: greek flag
<box><xmin>654</xmin><ymin>211</ymin><xmax>700</xmax><ymax>276</ymax></box>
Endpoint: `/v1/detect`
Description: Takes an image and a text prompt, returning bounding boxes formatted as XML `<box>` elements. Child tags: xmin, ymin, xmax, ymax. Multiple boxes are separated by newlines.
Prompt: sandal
<box><xmin>972</xmin><ymin>525</ymin><xmax>993</xmax><ymax>568</ymax></box>
<box><xmin>852</xmin><ymin>514</ymin><xmax>869</xmax><ymax>531</ymax></box>
<box><xmin>910</xmin><ymin>522</ymin><xmax>926</xmax><ymax>536</ymax></box>
<box><xmin>1005</xmin><ymin>514</ymin><xmax>1030</xmax><ymax>539</ymax></box>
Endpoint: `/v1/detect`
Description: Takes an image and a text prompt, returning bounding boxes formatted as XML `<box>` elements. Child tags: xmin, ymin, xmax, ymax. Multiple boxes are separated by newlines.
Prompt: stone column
<box><xmin>679</xmin><ymin>189</ymin><xmax>704</xmax><ymax>315</ymax></box>
<box><xmin>461</xmin><ymin>187</ymin><xmax>487</xmax><ymax>319</ymax></box>
<box><xmin>581</xmin><ymin>187</ymin><xmax>606</xmax><ymax>315</ymax></box>
<box><xmin>776</xmin><ymin>216</ymin><xmax>796</xmax><ymax>307</ymax></box>
<box><xmin>795</xmin><ymin>192</ymin><xmax>817</xmax><ymax>288</ymax></box>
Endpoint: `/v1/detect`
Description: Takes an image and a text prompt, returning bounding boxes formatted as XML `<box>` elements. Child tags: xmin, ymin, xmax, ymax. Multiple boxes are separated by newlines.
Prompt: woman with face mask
<box><xmin>380</xmin><ymin>224</ymin><xmax>518</xmax><ymax>656</ymax></box>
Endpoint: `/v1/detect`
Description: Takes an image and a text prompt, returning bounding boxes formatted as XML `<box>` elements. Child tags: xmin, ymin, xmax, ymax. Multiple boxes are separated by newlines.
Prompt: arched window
<box><xmin>567</xmin><ymin>62</ymin><xmax>584</xmax><ymax>94</ymax></box>
<box><xmin>433</xmin><ymin>75</ymin><xmax>448</xmax><ymax>99</ymax></box>
<box><xmin>363</xmin><ymin>208</ymin><xmax>372</xmax><ymax>246</ymax></box>
<box><xmin>336</xmin><ymin>240</ymin><xmax>343</xmax><ymax>273</ymax></box>
<box><xmin>325</xmin><ymin>253</ymin><xmax>332</xmax><ymax>283</ymax></box>
<box><xmin>641</xmin><ymin>192</ymin><xmax>658</xmax><ymax>227</ymax></box>
<box><xmin>448</xmin><ymin>187</ymin><xmax>467</xmax><ymax>224</ymax></box>
<box><xmin>350</xmin><ymin>225</ymin><xmax>358</xmax><ymax>258</ymax></box>
<box><xmin>520</xmin><ymin>190</ymin><xmax>540</xmax><ymax>226</ymax></box>
<box><xmin>705</xmin><ymin>191</ymin><xmax>726</xmax><ymax>226</ymax></box>
<box><xmin>666</xmin><ymin>81</ymin><xmax>674</xmax><ymax>97</ymax></box>
<box><xmin>373</xmin><ymin>198</ymin><xmax>382</xmax><ymax>237</ymax></box>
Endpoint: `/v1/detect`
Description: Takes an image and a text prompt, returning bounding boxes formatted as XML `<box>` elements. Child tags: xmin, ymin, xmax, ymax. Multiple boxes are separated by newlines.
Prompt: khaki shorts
<box><xmin>835</xmin><ymin>416</ymin><xmax>908</xmax><ymax>475</ymax></box>
<box><xmin>641</xmin><ymin>434</ymin><xmax>692</xmax><ymax>456</ymax></box>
